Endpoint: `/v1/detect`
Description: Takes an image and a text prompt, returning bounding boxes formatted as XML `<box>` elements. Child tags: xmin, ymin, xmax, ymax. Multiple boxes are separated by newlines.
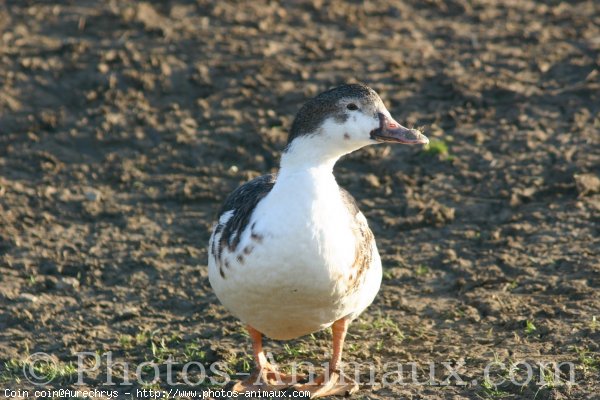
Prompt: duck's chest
<box><xmin>241</xmin><ymin>171</ymin><xmax>357</xmax><ymax>279</ymax></box>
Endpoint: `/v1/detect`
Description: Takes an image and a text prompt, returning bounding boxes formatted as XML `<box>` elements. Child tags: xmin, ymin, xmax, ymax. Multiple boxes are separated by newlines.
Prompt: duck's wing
<box><xmin>209</xmin><ymin>173</ymin><xmax>277</xmax><ymax>273</ymax></box>
<box><xmin>339</xmin><ymin>187</ymin><xmax>376</xmax><ymax>291</ymax></box>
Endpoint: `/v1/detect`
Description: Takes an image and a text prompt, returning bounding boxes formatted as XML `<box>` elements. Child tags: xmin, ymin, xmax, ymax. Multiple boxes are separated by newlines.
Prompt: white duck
<box><xmin>208</xmin><ymin>84</ymin><xmax>428</xmax><ymax>398</ymax></box>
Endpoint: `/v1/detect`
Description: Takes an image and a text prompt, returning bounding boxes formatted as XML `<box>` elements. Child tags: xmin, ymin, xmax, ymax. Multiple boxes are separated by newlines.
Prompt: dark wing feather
<box><xmin>211</xmin><ymin>174</ymin><xmax>276</xmax><ymax>270</ymax></box>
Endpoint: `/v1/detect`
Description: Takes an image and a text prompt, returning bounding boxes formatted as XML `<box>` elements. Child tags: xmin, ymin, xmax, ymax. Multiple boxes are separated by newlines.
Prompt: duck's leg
<box><xmin>232</xmin><ymin>325</ymin><xmax>299</xmax><ymax>393</ymax></box>
<box><xmin>294</xmin><ymin>317</ymin><xmax>359</xmax><ymax>399</ymax></box>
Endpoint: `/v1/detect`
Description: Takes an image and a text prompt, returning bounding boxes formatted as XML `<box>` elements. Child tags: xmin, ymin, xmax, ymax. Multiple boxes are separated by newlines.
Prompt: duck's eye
<box><xmin>346</xmin><ymin>103</ymin><xmax>358</xmax><ymax>111</ymax></box>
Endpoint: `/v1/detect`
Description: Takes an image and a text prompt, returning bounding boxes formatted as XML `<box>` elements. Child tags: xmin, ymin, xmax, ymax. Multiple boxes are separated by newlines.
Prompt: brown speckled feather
<box><xmin>340</xmin><ymin>187</ymin><xmax>375</xmax><ymax>292</ymax></box>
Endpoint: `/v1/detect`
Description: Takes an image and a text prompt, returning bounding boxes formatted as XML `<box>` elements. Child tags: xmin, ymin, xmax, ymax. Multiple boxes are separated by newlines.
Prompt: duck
<box><xmin>207</xmin><ymin>83</ymin><xmax>428</xmax><ymax>398</ymax></box>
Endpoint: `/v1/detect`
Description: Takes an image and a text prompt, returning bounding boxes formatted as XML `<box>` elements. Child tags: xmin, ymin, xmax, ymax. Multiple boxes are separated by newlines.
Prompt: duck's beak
<box><xmin>370</xmin><ymin>113</ymin><xmax>429</xmax><ymax>145</ymax></box>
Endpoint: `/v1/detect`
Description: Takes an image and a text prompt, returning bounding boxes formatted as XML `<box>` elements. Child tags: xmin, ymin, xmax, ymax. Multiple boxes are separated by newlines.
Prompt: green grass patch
<box><xmin>415</xmin><ymin>265</ymin><xmax>429</xmax><ymax>276</ymax></box>
<box><xmin>359</xmin><ymin>312</ymin><xmax>405</xmax><ymax>342</ymax></box>
<box><xmin>1</xmin><ymin>356</ymin><xmax>77</xmax><ymax>384</ymax></box>
<box><xmin>573</xmin><ymin>346</ymin><xmax>600</xmax><ymax>374</ymax></box>
<box><xmin>422</xmin><ymin>139</ymin><xmax>455</xmax><ymax>161</ymax></box>
<box><xmin>478</xmin><ymin>378</ymin><xmax>511</xmax><ymax>399</ymax></box>
<box><xmin>524</xmin><ymin>320</ymin><xmax>537</xmax><ymax>335</ymax></box>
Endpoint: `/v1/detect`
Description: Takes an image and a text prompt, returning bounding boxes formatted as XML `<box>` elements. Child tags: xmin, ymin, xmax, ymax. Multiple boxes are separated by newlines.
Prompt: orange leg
<box><xmin>329</xmin><ymin>317</ymin><xmax>348</xmax><ymax>372</ymax></box>
<box><xmin>294</xmin><ymin>318</ymin><xmax>359</xmax><ymax>399</ymax></box>
<box><xmin>248</xmin><ymin>325</ymin><xmax>269</xmax><ymax>369</ymax></box>
<box><xmin>232</xmin><ymin>325</ymin><xmax>299</xmax><ymax>393</ymax></box>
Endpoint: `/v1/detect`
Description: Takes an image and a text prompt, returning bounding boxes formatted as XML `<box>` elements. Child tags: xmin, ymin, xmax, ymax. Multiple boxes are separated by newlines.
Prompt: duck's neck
<box><xmin>266</xmin><ymin>137</ymin><xmax>352</xmax><ymax>223</ymax></box>
<box><xmin>278</xmin><ymin>136</ymin><xmax>348</xmax><ymax>177</ymax></box>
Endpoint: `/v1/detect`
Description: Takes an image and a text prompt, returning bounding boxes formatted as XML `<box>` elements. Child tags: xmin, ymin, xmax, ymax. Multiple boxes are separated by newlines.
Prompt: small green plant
<box><xmin>422</xmin><ymin>139</ymin><xmax>454</xmax><ymax>160</ymax></box>
<box><xmin>479</xmin><ymin>378</ymin><xmax>510</xmax><ymax>398</ymax></box>
<box><xmin>118</xmin><ymin>334</ymin><xmax>134</xmax><ymax>350</ymax></box>
<box><xmin>236</xmin><ymin>324</ymin><xmax>250</xmax><ymax>338</ymax></box>
<box><xmin>446</xmin><ymin>307</ymin><xmax>466</xmax><ymax>320</ymax></box>
<box><xmin>224</xmin><ymin>353</ymin><xmax>253</xmax><ymax>374</ymax></box>
<box><xmin>382</xmin><ymin>269</ymin><xmax>394</xmax><ymax>281</ymax></box>
<box><xmin>5</xmin><ymin>356</ymin><xmax>77</xmax><ymax>384</ymax></box>
<box><xmin>240</xmin><ymin>357</ymin><xmax>251</xmax><ymax>373</ymax></box>
<box><xmin>183</xmin><ymin>342</ymin><xmax>207</xmax><ymax>362</ymax></box>
<box><xmin>538</xmin><ymin>364</ymin><xmax>556</xmax><ymax>389</ymax></box>
<box><xmin>1</xmin><ymin>359</ymin><xmax>22</xmax><ymax>383</ymax></box>
<box><xmin>424</xmin><ymin>139</ymin><xmax>448</xmax><ymax>155</ymax></box>
<box><xmin>135</xmin><ymin>330</ymin><xmax>152</xmax><ymax>345</ymax></box>
<box><xmin>532</xmin><ymin>362</ymin><xmax>565</xmax><ymax>400</ymax></box>
<box><xmin>346</xmin><ymin>343</ymin><xmax>359</xmax><ymax>354</ymax></box>
<box><xmin>283</xmin><ymin>343</ymin><xmax>310</xmax><ymax>358</ymax></box>
<box><xmin>39</xmin><ymin>360</ymin><xmax>77</xmax><ymax>382</ymax></box>
<box><xmin>574</xmin><ymin>346</ymin><xmax>600</xmax><ymax>373</ymax></box>
<box><xmin>524</xmin><ymin>320</ymin><xmax>537</xmax><ymax>335</ymax></box>
<box><xmin>372</xmin><ymin>313</ymin><xmax>405</xmax><ymax>341</ymax></box>
<box><xmin>415</xmin><ymin>265</ymin><xmax>429</xmax><ymax>276</ymax></box>
<box><xmin>150</xmin><ymin>337</ymin><xmax>178</xmax><ymax>362</ymax></box>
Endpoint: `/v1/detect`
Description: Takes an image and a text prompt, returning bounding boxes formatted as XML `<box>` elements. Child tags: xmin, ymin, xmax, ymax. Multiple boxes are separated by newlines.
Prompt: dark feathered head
<box><xmin>285</xmin><ymin>84</ymin><xmax>428</xmax><ymax>155</ymax></box>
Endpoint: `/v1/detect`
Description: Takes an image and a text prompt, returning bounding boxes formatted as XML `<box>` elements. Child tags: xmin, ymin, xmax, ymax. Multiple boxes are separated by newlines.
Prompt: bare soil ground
<box><xmin>1</xmin><ymin>1</ymin><xmax>599</xmax><ymax>399</ymax></box>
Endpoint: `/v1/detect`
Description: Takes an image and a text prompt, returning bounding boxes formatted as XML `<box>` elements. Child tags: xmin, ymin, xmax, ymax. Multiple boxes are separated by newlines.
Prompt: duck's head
<box><xmin>283</xmin><ymin>83</ymin><xmax>428</xmax><ymax>168</ymax></box>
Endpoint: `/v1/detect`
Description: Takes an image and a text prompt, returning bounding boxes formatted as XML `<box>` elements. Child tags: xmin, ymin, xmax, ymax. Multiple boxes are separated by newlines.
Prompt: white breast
<box><xmin>208</xmin><ymin>167</ymin><xmax>382</xmax><ymax>340</ymax></box>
